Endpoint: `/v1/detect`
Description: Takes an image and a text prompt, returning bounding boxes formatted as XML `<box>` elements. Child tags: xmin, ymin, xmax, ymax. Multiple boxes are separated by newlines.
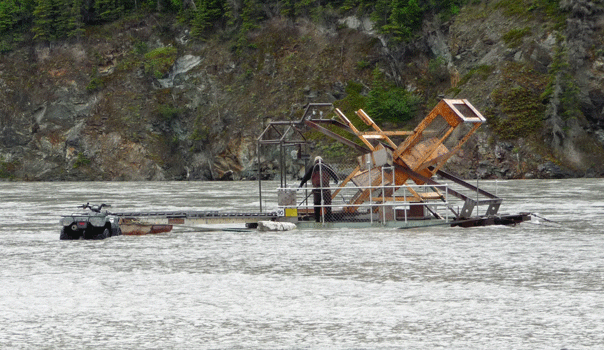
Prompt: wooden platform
<box><xmin>112</xmin><ymin>210</ymin><xmax>279</xmax><ymax>234</ymax></box>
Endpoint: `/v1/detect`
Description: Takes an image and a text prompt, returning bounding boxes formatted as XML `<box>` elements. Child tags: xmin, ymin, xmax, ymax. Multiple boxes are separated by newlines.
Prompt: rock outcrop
<box><xmin>1</xmin><ymin>5</ymin><xmax>603</xmax><ymax>181</ymax></box>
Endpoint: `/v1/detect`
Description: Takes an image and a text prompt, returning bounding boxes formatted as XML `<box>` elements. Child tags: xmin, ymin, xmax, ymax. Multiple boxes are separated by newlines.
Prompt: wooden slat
<box><xmin>331</xmin><ymin>165</ymin><xmax>360</xmax><ymax>200</ymax></box>
<box><xmin>363</xmin><ymin>131</ymin><xmax>413</xmax><ymax>136</ymax></box>
<box><xmin>356</xmin><ymin>109</ymin><xmax>398</xmax><ymax>149</ymax></box>
<box><xmin>335</xmin><ymin>108</ymin><xmax>375</xmax><ymax>151</ymax></box>
<box><xmin>418</xmin><ymin>192</ymin><xmax>444</xmax><ymax>200</ymax></box>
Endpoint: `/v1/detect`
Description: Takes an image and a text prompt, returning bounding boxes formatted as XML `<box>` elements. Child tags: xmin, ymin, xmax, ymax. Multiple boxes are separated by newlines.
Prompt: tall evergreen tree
<box><xmin>67</xmin><ymin>0</ymin><xmax>84</xmax><ymax>38</ymax></box>
<box><xmin>384</xmin><ymin>0</ymin><xmax>423</xmax><ymax>41</ymax></box>
<box><xmin>279</xmin><ymin>0</ymin><xmax>295</xmax><ymax>17</ymax></box>
<box><xmin>370</xmin><ymin>0</ymin><xmax>391</xmax><ymax>29</ymax></box>
<box><xmin>235</xmin><ymin>0</ymin><xmax>262</xmax><ymax>52</ymax></box>
<box><xmin>0</xmin><ymin>0</ymin><xmax>19</xmax><ymax>33</ymax></box>
<box><xmin>191</xmin><ymin>0</ymin><xmax>227</xmax><ymax>36</ymax></box>
<box><xmin>33</xmin><ymin>0</ymin><xmax>56</xmax><ymax>40</ymax></box>
<box><xmin>95</xmin><ymin>0</ymin><xmax>124</xmax><ymax>22</ymax></box>
<box><xmin>55</xmin><ymin>0</ymin><xmax>73</xmax><ymax>37</ymax></box>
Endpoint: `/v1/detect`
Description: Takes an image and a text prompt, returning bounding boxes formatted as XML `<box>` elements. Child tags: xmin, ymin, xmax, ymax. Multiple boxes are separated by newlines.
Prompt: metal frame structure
<box><xmin>258</xmin><ymin>99</ymin><xmax>522</xmax><ymax>228</ymax></box>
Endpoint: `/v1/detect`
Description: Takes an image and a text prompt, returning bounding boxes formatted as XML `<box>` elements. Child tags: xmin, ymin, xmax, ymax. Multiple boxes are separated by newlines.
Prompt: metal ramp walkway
<box><xmin>111</xmin><ymin>210</ymin><xmax>278</xmax><ymax>234</ymax></box>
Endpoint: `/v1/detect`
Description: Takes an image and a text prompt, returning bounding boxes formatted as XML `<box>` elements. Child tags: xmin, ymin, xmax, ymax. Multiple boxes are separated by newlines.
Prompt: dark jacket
<box><xmin>299</xmin><ymin>161</ymin><xmax>339</xmax><ymax>188</ymax></box>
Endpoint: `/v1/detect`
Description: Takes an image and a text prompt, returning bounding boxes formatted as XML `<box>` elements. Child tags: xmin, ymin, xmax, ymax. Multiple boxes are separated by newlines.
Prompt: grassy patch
<box><xmin>356</xmin><ymin>59</ymin><xmax>370</xmax><ymax>70</ymax></box>
<box><xmin>490</xmin><ymin>86</ymin><xmax>546</xmax><ymax>139</ymax></box>
<box><xmin>0</xmin><ymin>160</ymin><xmax>18</xmax><ymax>179</ymax></box>
<box><xmin>315</xmin><ymin>141</ymin><xmax>359</xmax><ymax>164</ymax></box>
<box><xmin>449</xmin><ymin>64</ymin><xmax>495</xmax><ymax>96</ymax></box>
<box><xmin>460</xmin><ymin>64</ymin><xmax>495</xmax><ymax>84</ymax></box>
<box><xmin>157</xmin><ymin>104</ymin><xmax>181</xmax><ymax>121</ymax></box>
<box><xmin>502</xmin><ymin>27</ymin><xmax>531</xmax><ymax>48</ymax></box>
<box><xmin>495</xmin><ymin>0</ymin><xmax>564</xmax><ymax>26</ymax></box>
<box><xmin>454</xmin><ymin>3</ymin><xmax>493</xmax><ymax>24</ymax></box>
<box><xmin>0</xmin><ymin>39</ymin><xmax>13</xmax><ymax>54</ymax></box>
<box><xmin>144</xmin><ymin>46</ymin><xmax>177</xmax><ymax>79</ymax></box>
<box><xmin>73</xmin><ymin>153</ymin><xmax>91</xmax><ymax>168</ymax></box>
<box><xmin>495</xmin><ymin>0</ymin><xmax>532</xmax><ymax>17</ymax></box>
<box><xmin>488</xmin><ymin>62</ymin><xmax>549</xmax><ymax>139</ymax></box>
<box><xmin>86</xmin><ymin>67</ymin><xmax>103</xmax><ymax>92</ymax></box>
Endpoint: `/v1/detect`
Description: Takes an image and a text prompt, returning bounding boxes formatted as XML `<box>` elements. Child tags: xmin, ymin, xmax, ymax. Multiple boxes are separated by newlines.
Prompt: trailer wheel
<box><xmin>60</xmin><ymin>228</ymin><xmax>72</xmax><ymax>240</ymax></box>
<box><xmin>111</xmin><ymin>227</ymin><xmax>122</xmax><ymax>237</ymax></box>
<box><xmin>94</xmin><ymin>228</ymin><xmax>110</xmax><ymax>240</ymax></box>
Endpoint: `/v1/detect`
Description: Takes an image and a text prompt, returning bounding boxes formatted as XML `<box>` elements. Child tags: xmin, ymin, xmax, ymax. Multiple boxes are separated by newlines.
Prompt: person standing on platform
<box><xmin>299</xmin><ymin>156</ymin><xmax>339</xmax><ymax>222</ymax></box>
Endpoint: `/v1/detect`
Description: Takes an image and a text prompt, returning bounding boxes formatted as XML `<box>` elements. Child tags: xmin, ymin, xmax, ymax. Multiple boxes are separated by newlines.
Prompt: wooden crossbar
<box><xmin>356</xmin><ymin>109</ymin><xmax>398</xmax><ymax>149</ymax></box>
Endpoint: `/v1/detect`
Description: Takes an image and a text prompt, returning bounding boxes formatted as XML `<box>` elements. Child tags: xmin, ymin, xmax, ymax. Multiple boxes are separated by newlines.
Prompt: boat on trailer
<box><xmin>60</xmin><ymin>99</ymin><xmax>529</xmax><ymax>238</ymax></box>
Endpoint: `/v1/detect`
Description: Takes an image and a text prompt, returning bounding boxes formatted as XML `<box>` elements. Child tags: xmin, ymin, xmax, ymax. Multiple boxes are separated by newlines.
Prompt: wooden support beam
<box><xmin>362</xmin><ymin>131</ymin><xmax>413</xmax><ymax>136</ymax></box>
<box><xmin>430</xmin><ymin>123</ymin><xmax>481</xmax><ymax>174</ymax></box>
<box><xmin>356</xmin><ymin>109</ymin><xmax>398</xmax><ymax>149</ymax></box>
<box><xmin>334</xmin><ymin>108</ymin><xmax>375</xmax><ymax>151</ymax></box>
<box><xmin>373</xmin><ymin>192</ymin><xmax>444</xmax><ymax>202</ymax></box>
<box><xmin>331</xmin><ymin>165</ymin><xmax>360</xmax><ymax>200</ymax></box>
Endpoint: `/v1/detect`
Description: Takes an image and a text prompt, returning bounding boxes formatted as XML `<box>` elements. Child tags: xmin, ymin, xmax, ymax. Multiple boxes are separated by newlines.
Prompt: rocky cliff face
<box><xmin>413</xmin><ymin>0</ymin><xmax>604</xmax><ymax>178</ymax></box>
<box><xmin>1</xmin><ymin>2</ymin><xmax>603</xmax><ymax>181</ymax></box>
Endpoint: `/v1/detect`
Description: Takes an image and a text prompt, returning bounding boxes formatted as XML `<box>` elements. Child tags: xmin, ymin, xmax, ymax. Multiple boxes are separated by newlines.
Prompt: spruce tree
<box><xmin>95</xmin><ymin>0</ymin><xmax>123</xmax><ymax>22</ymax></box>
<box><xmin>68</xmin><ymin>0</ymin><xmax>84</xmax><ymax>39</ymax></box>
<box><xmin>384</xmin><ymin>0</ymin><xmax>423</xmax><ymax>42</ymax></box>
<box><xmin>0</xmin><ymin>0</ymin><xmax>18</xmax><ymax>33</ymax></box>
<box><xmin>55</xmin><ymin>0</ymin><xmax>73</xmax><ymax>38</ymax></box>
<box><xmin>231</xmin><ymin>0</ymin><xmax>262</xmax><ymax>53</ymax></box>
<box><xmin>279</xmin><ymin>0</ymin><xmax>295</xmax><ymax>17</ymax></box>
<box><xmin>33</xmin><ymin>0</ymin><xmax>56</xmax><ymax>41</ymax></box>
<box><xmin>191</xmin><ymin>0</ymin><xmax>226</xmax><ymax>37</ymax></box>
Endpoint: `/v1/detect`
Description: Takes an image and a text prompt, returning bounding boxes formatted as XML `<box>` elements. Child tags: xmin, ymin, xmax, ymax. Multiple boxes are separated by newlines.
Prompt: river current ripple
<box><xmin>0</xmin><ymin>179</ymin><xmax>603</xmax><ymax>348</ymax></box>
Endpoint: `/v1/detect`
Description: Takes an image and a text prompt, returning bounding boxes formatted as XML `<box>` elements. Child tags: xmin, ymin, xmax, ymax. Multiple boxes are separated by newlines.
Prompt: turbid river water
<box><xmin>0</xmin><ymin>179</ymin><xmax>602</xmax><ymax>348</ymax></box>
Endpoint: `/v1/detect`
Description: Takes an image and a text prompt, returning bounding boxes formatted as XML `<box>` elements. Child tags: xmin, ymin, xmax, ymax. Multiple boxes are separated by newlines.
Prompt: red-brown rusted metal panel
<box><xmin>120</xmin><ymin>224</ymin><xmax>173</xmax><ymax>235</ymax></box>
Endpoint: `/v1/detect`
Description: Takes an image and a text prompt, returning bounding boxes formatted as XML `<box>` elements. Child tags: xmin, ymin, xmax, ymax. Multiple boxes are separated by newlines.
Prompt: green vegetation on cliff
<box><xmin>1</xmin><ymin>0</ymin><xmax>603</xmax><ymax>181</ymax></box>
<box><xmin>0</xmin><ymin>0</ymin><xmax>464</xmax><ymax>48</ymax></box>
